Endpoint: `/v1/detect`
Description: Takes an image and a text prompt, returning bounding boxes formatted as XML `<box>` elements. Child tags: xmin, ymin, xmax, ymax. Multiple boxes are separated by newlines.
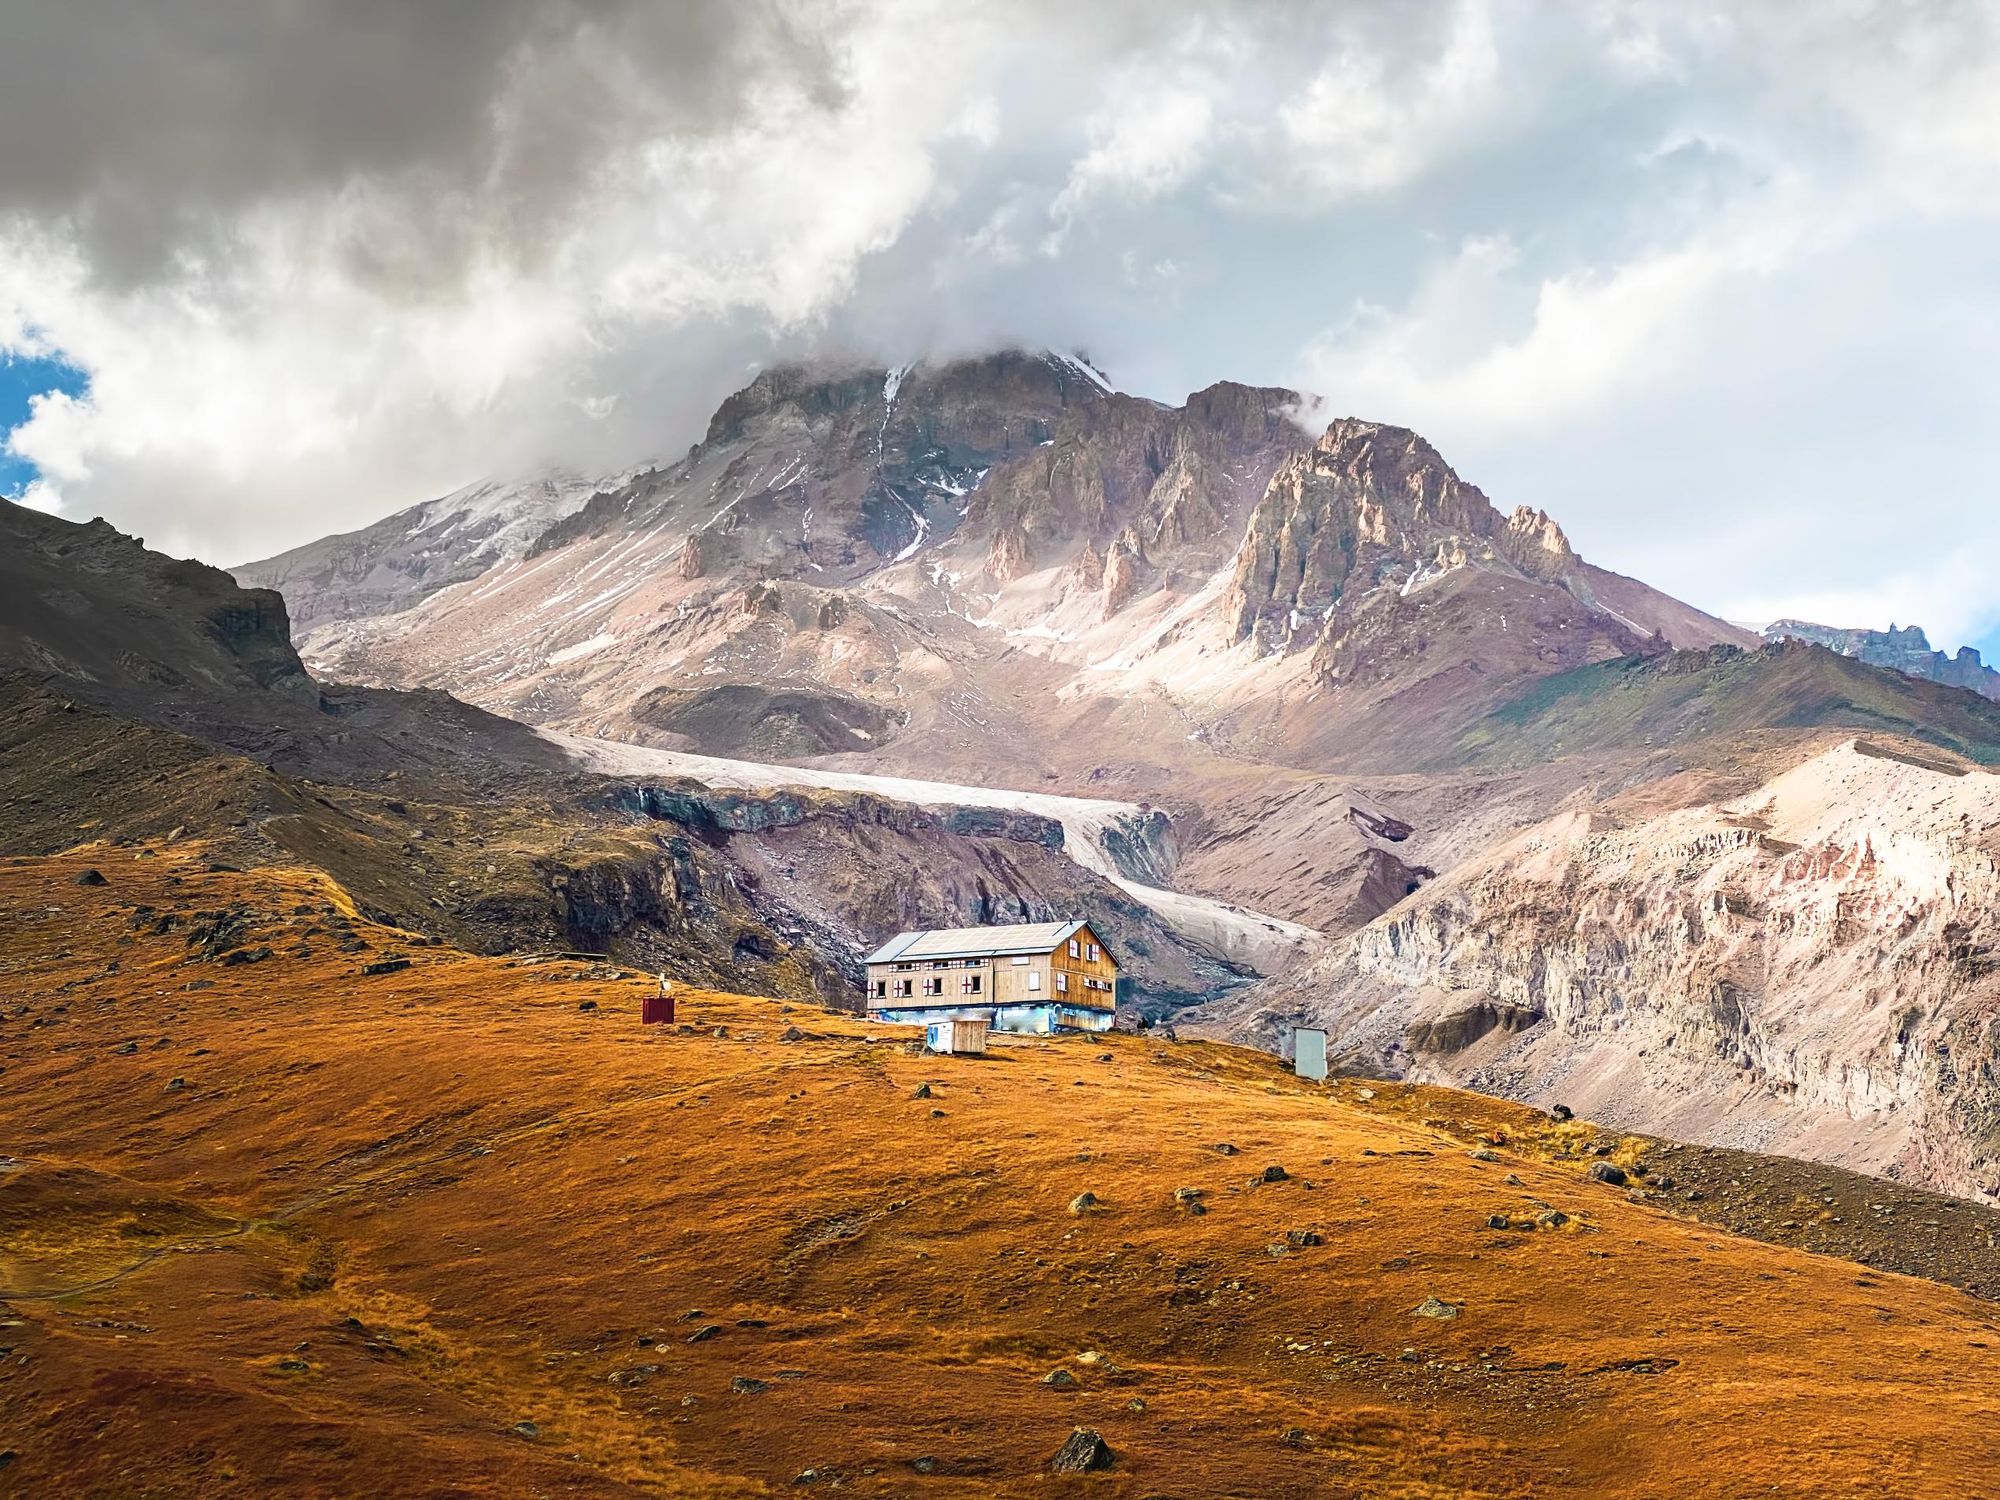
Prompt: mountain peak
<box><xmin>700</xmin><ymin>347</ymin><xmax>1113</xmax><ymax>451</ymax></box>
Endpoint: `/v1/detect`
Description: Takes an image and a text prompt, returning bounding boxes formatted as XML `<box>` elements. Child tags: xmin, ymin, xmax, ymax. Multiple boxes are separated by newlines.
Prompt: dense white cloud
<box><xmin>0</xmin><ymin>0</ymin><xmax>1996</xmax><ymax>650</ymax></box>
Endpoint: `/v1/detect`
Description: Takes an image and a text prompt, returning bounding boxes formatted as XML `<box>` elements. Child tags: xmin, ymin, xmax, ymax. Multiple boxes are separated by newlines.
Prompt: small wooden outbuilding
<box><xmin>925</xmin><ymin>1018</ymin><xmax>988</xmax><ymax>1055</ymax></box>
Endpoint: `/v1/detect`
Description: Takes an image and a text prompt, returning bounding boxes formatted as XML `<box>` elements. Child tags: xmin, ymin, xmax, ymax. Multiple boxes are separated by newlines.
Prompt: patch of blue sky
<box><xmin>0</xmin><ymin>349</ymin><xmax>88</xmax><ymax>501</ymax></box>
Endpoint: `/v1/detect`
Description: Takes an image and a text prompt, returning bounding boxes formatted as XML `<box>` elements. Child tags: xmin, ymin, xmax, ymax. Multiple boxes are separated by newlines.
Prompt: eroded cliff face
<box><xmin>1214</xmin><ymin>740</ymin><xmax>2000</xmax><ymax>1197</ymax></box>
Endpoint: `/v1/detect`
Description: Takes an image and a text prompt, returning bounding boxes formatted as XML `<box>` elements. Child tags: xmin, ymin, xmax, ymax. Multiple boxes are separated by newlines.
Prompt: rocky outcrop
<box><xmin>1766</xmin><ymin>620</ymin><xmax>2000</xmax><ymax>702</ymax></box>
<box><xmin>959</xmin><ymin>378</ymin><xmax>1304</xmax><ymax>595</ymax></box>
<box><xmin>1225</xmin><ymin>420</ymin><xmax>1613</xmax><ymax>656</ymax></box>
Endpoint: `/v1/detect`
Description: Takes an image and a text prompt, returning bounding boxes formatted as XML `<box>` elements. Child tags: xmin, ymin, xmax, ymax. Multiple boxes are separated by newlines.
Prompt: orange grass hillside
<box><xmin>3</xmin><ymin>842</ymin><xmax>2000</xmax><ymax>1497</ymax></box>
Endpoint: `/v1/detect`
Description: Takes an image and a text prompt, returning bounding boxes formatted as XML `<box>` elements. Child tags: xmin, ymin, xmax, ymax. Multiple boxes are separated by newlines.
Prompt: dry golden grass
<box><xmin>4</xmin><ymin>842</ymin><xmax>2000</xmax><ymax>1496</ymax></box>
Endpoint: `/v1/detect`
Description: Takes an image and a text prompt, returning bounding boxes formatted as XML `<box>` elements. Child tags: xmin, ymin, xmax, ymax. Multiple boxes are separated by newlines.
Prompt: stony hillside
<box><xmin>1206</xmin><ymin>737</ymin><xmax>2000</xmax><ymax>1199</ymax></box>
<box><xmin>6</xmin><ymin>843</ymin><xmax>2000</xmax><ymax>1497</ymax></box>
<box><xmin>1450</xmin><ymin>639</ymin><xmax>2000</xmax><ymax>770</ymax></box>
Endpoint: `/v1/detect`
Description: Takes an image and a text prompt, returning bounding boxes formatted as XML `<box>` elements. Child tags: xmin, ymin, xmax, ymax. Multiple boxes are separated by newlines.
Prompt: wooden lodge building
<box><xmin>863</xmin><ymin>920</ymin><xmax>1120</xmax><ymax>1037</ymax></box>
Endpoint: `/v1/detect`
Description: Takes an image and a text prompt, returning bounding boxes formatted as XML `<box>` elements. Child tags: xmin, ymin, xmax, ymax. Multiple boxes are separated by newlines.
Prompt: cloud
<box><xmin>1047</xmin><ymin>86</ymin><xmax>1217</xmax><ymax>247</ymax></box>
<box><xmin>0</xmin><ymin>0</ymin><xmax>1995</xmax><ymax>652</ymax></box>
<box><xmin>1297</xmin><ymin>186</ymin><xmax>1811</xmax><ymax>436</ymax></box>
<box><xmin>1272</xmin><ymin>0</ymin><xmax>1500</xmax><ymax>203</ymax></box>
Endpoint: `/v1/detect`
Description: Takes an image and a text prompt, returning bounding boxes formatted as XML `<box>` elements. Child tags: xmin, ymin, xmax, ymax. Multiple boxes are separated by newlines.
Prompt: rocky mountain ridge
<box><xmin>263</xmin><ymin>350</ymin><xmax>1748</xmax><ymax>786</ymax></box>
<box><xmin>1766</xmin><ymin>619</ymin><xmax>2000</xmax><ymax>702</ymax></box>
<box><xmin>236</xmin><ymin>470</ymin><xmax>642</xmax><ymax>635</ymax></box>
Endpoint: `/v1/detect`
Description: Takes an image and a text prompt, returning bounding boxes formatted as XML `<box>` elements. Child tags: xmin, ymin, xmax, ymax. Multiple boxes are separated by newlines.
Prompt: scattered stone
<box><xmin>687</xmin><ymin>1325</ymin><xmax>723</xmax><ymax>1343</ymax></box>
<box><xmin>911</xmin><ymin>1456</ymin><xmax>938</xmax><ymax>1474</ymax></box>
<box><xmin>113</xmin><ymin>1041</ymin><xmax>137</xmax><ymax>1055</ymax></box>
<box><xmin>929</xmin><ymin>1108</ymin><xmax>947</xmax><ymax>1119</ymax></box>
<box><xmin>1591</xmin><ymin>1143</ymin><xmax>1615</xmax><ymax>1157</ymax></box>
<box><xmin>1042</xmin><ymin>1368</ymin><xmax>1077</xmax><ymax>1388</ymax></box>
<box><xmin>1256</xmin><ymin>1165</ymin><xmax>1289</xmax><ymax>1184</ymax></box>
<box><xmin>1487</xmin><ymin>1213</ymin><xmax>1511</xmax><ymax>1229</ymax></box>
<box><xmin>1535</xmin><ymin>1209</ymin><xmax>1570</xmax><ymax>1231</ymax></box>
<box><xmin>511</xmin><ymin>1421</ymin><xmax>541</xmax><ymax>1440</ymax></box>
<box><xmin>1411</xmin><ymin>1296</ymin><xmax>1461</xmax><ymax>1320</ymax></box>
<box><xmin>164</xmin><ymin>1077</ymin><xmax>188</xmax><ymax>1093</ymax></box>
<box><xmin>221</xmin><ymin>946</ymin><xmax>272</xmax><ymax>966</ymax></box>
<box><xmin>361</xmin><ymin>957</ymin><xmax>411</xmax><ymax>976</ymax></box>
<box><xmin>1398</xmin><ymin>1348</ymin><xmax>1424</xmax><ymax>1363</ymax></box>
<box><xmin>1550</xmin><ymin>1104</ymin><xmax>1574</xmax><ymax>1121</ymax></box>
<box><xmin>1504</xmin><ymin>1173</ymin><xmax>1523</xmax><ymax>1186</ymax></box>
<box><xmin>1355</xmin><ymin>1087</ymin><xmax>1376</xmax><ymax>1101</ymax></box>
<box><xmin>1212</xmin><ymin>1142</ymin><xmax>1240</xmax><ymax>1156</ymax></box>
<box><xmin>1074</xmin><ymin>1350</ymin><xmax>1103</xmax><ymax>1365</ymax></box>
<box><xmin>794</xmin><ymin>1469</ymin><xmax>822</xmax><ymax>1485</ymax></box>
<box><xmin>1068</xmin><ymin>1192</ymin><xmax>1100</xmax><ymax>1216</ymax></box>
<box><xmin>780</xmin><ymin>1026</ymin><xmax>805</xmax><ymax>1042</ymax></box>
<box><xmin>1467</xmin><ymin>1148</ymin><xmax>1501</xmax><ymax>1163</ymax></box>
<box><xmin>731</xmin><ymin>1376</ymin><xmax>771</xmax><ymax>1394</ymax></box>
<box><xmin>913</xmin><ymin>1083</ymin><xmax>933</xmax><ymax>1099</ymax></box>
<box><xmin>74</xmin><ymin>869</ymin><xmax>108</xmax><ymax>886</ymax></box>
<box><xmin>1284</xmin><ymin>1228</ymin><xmax>1324</xmax><ymax>1248</ymax></box>
<box><xmin>1280</xmin><ymin>1428</ymin><xmax>1310</xmax><ymax>1448</ymax></box>
<box><xmin>577</xmin><ymin>1000</ymin><xmax>597</xmax><ymax>1012</ymax></box>
<box><xmin>1049</xmin><ymin>1428</ymin><xmax>1116</xmax><ymax>1473</ymax></box>
<box><xmin>275</xmin><ymin>1357</ymin><xmax>310</xmax><ymax>1372</ymax></box>
<box><xmin>1586</xmin><ymin>1162</ymin><xmax>1629</xmax><ymax>1187</ymax></box>
<box><xmin>1096</xmin><ymin>1052</ymin><xmax>1113</xmax><ymax>1061</ymax></box>
<box><xmin>1126</xmin><ymin>1396</ymin><xmax>1147</xmax><ymax>1413</ymax></box>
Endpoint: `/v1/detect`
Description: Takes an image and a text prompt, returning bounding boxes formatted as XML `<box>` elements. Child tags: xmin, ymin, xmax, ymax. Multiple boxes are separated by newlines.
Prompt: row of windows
<box><xmin>1050</xmin><ymin>973</ymin><xmax>1112</xmax><ymax>995</ymax></box>
<box><xmin>866</xmin><ymin>968</ymin><xmax>1113</xmax><ymax>1003</ymax></box>
<box><xmin>1066</xmin><ymin>938</ymin><xmax>1102</xmax><ymax>962</ymax></box>
<box><xmin>872</xmin><ymin>974</ymin><xmax>987</xmax><ymax>998</ymax></box>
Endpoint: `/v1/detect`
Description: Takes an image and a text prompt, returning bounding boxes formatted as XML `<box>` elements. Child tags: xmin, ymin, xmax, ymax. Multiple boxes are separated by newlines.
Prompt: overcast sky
<box><xmin>3</xmin><ymin>1</ymin><xmax>1997</xmax><ymax>654</ymax></box>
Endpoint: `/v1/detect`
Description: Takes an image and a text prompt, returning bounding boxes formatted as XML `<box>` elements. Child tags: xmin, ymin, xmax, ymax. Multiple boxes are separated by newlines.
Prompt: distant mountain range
<box><xmin>1763</xmin><ymin>619</ymin><xmax>2000</xmax><ymax>702</ymax></box>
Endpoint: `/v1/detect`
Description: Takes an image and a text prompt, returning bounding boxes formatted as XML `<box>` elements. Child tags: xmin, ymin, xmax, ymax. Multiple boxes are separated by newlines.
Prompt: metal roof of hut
<box><xmin>864</xmin><ymin>920</ymin><xmax>1092</xmax><ymax>966</ymax></box>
